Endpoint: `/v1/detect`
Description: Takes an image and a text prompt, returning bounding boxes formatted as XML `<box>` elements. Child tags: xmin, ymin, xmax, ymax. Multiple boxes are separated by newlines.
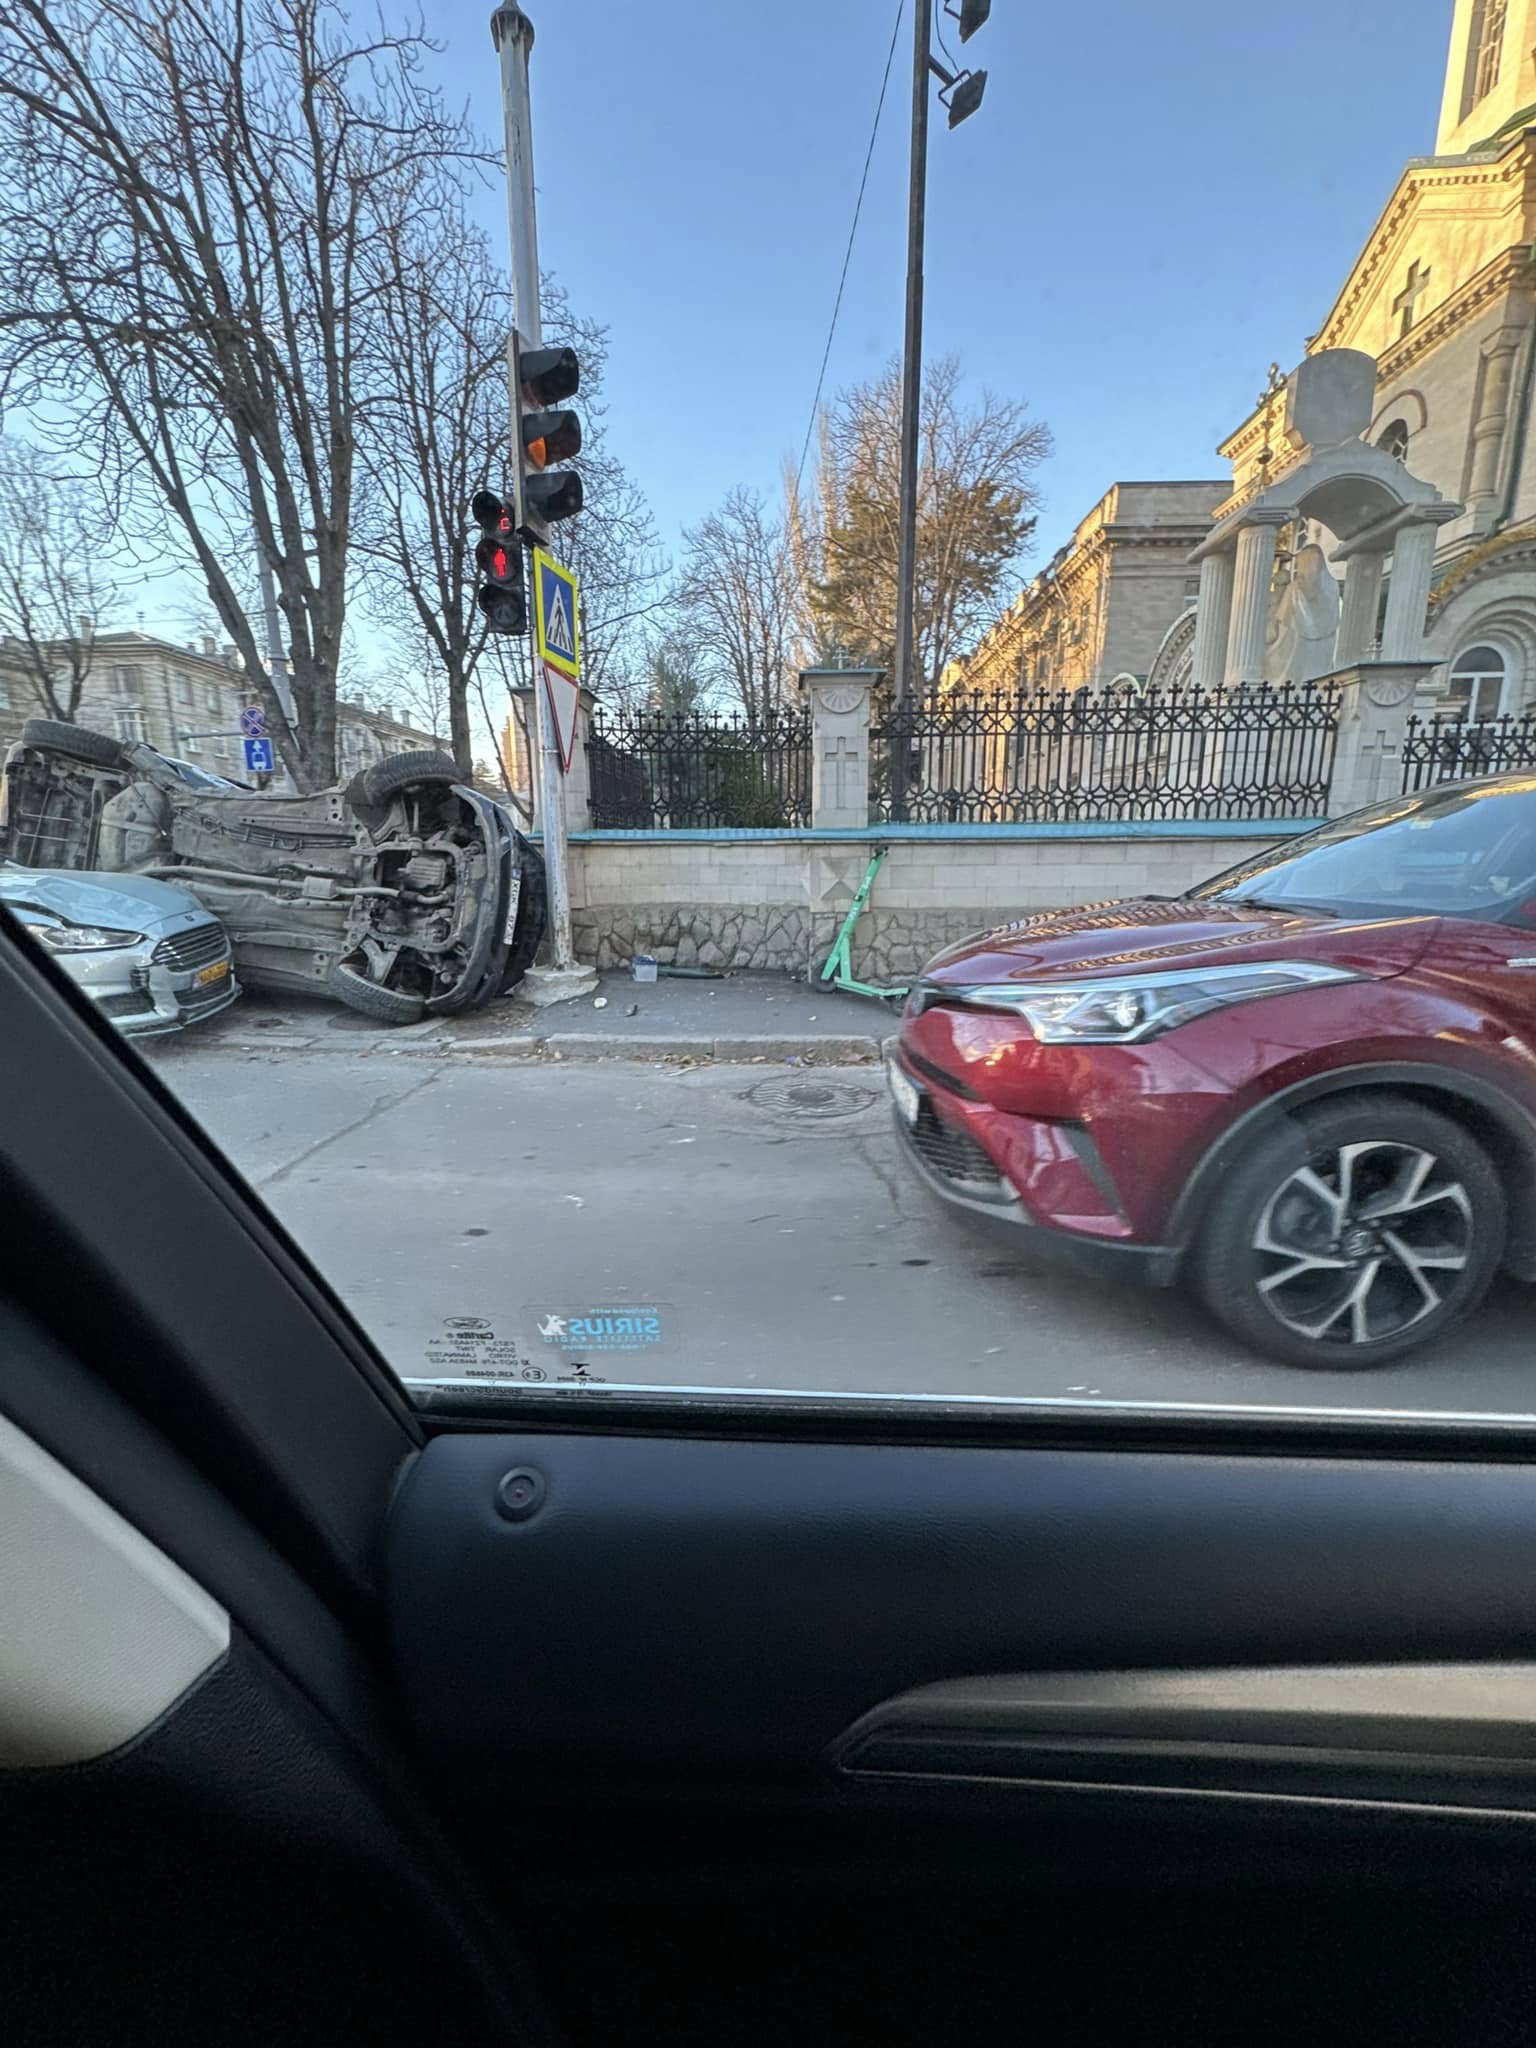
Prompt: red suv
<box><xmin>891</xmin><ymin>775</ymin><xmax>1536</xmax><ymax>1368</ymax></box>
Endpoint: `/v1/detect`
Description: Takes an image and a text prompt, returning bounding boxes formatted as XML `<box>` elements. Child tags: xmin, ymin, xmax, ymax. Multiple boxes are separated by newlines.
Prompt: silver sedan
<box><xmin>0</xmin><ymin>863</ymin><xmax>239</xmax><ymax>1036</ymax></box>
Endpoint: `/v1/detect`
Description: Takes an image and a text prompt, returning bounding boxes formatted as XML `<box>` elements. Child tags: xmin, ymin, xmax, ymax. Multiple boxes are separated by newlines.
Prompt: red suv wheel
<box><xmin>1193</xmin><ymin>1094</ymin><xmax>1506</xmax><ymax>1368</ymax></box>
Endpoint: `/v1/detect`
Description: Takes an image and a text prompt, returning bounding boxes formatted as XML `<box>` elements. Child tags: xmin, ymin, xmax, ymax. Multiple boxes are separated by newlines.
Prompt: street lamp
<box><xmin>889</xmin><ymin>0</ymin><xmax>993</xmax><ymax>818</ymax></box>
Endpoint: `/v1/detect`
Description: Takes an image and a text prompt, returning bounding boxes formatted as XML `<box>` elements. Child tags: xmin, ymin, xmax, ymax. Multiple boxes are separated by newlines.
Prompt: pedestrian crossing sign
<box><xmin>532</xmin><ymin>547</ymin><xmax>580</xmax><ymax>680</ymax></box>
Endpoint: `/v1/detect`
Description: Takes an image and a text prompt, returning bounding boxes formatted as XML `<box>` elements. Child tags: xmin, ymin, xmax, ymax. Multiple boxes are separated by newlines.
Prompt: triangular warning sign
<box><xmin>542</xmin><ymin>661</ymin><xmax>580</xmax><ymax>774</ymax></box>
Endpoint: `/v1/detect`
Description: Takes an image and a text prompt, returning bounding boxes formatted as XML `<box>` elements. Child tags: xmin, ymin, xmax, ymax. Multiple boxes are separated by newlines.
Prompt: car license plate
<box><xmin>887</xmin><ymin>1059</ymin><xmax>921</xmax><ymax>1128</ymax></box>
<box><xmin>195</xmin><ymin>960</ymin><xmax>229</xmax><ymax>987</ymax></box>
<box><xmin>503</xmin><ymin>871</ymin><xmax>523</xmax><ymax>942</ymax></box>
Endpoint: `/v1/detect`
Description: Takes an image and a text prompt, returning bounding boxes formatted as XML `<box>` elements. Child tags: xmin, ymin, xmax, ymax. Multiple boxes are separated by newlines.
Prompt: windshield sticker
<box><xmin>419</xmin><ymin>1315</ymin><xmax>541</xmax><ymax>1384</ymax></box>
<box><xmin>529</xmin><ymin>1307</ymin><xmax>669</xmax><ymax>1354</ymax></box>
<box><xmin>412</xmin><ymin>1308</ymin><xmax>674</xmax><ymax>1387</ymax></box>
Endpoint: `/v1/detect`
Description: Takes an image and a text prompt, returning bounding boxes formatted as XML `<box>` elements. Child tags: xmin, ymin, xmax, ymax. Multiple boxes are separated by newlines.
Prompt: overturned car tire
<box><xmin>350</xmin><ymin>750</ymin><xmax>461</xmax><ymax>809</ymax></box>
<box><xmin>20</xmin><ymin>718</ymin><xmax>127</xmax><ymax>768</ymax></box>
<box><xmin>502</xmin><ymin>835</ymin><xmax>547</xmax><ymax>992</ymax></box>
<box><xmin>329</xmin><ymin>962</ymin><xmax>427</xmax><ymax>1026</ymax></box>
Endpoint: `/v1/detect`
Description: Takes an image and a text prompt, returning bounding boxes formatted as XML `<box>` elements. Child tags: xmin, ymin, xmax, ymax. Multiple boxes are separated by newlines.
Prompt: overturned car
<box><xmin>0</xmin><ymin>719</ymin><xmax>546</xmax><ymax>1024</ymax></box>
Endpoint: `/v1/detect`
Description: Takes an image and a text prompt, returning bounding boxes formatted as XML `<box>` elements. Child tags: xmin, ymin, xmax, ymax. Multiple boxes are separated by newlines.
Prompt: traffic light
<box><xmin>470</xmin><ymin>489</ymin><xmax>527</xmax><ymax>634</ymax></box>
<box><xmin>510</xmin><ymin>330</ymin><xmax>584</xmax><ymax>544</ymax></box>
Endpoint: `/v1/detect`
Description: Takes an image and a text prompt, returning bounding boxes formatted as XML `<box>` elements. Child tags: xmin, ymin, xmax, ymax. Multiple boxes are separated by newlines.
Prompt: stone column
<box><xmin>1325</xmin><ymin>660</ymin><xmax>1440</xmax><ymax>815</ymax></box>
<box><xmin>1190</xmin><ymin>549</ymin><xmax>1235</xmax><ymax>690</ymax></box>
<box><xmin>1466</xmin><ymin>329</ymin><xmax>1524</xmax><ymax>526</ymax></box>
<box><xmin>1380</xmin><ymin>521</ymin><xmax>1439</xmax><ymax>661</ymax></box>
<box><xmin>508</xmin><ymin>684</ymin><xmax>539</xmax><ymax>830</ymax></box>
<box><xmin>561</xmin><ymin>685</ymin><xmax>596</xmax><ymax>833</ymax></box>
<box><xmin>1334</xmin><ymin>550</ymin><xmax>1386</xmax><ymax>665</ymax></box>
<box><xmin>1223</xmin><ymin>514</ymin><xmax>1287</xmax><ymax>687</ymax></box>
<box><xmin>799</xmin><ymin>666</ymin><xmax>881</xmax><ymax>829</ymax></box>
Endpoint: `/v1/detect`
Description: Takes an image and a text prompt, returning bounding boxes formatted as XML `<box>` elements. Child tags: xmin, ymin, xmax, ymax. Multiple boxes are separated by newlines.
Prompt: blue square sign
<box><xmin>243</xmin><ymin>737</ymin><xmax>275</xmax><ymax>775</ymax></box>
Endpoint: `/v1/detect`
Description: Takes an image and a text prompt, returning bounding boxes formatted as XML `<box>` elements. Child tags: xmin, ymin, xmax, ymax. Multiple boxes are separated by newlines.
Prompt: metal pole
<box><xmin>890</xmin><ymin>0</ymin><xmax>932</xmax><ymax>823</ymax></box>
<box><xmin>492</xmin><ymin>2</ymin><xmax>576</xmax><ymax>972</ymax></box>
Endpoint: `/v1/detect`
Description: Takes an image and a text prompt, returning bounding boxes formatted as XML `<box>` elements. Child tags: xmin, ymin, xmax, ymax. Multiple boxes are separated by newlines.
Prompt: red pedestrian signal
<box><xmin>470</xmin><ymin>489</ymin><xmax>528</xmax><ymax>634</ymax></box>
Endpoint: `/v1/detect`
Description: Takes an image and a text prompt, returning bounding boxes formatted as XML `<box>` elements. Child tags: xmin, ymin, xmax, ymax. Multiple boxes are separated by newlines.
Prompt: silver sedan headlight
<box><xmin>19</xmin><ymin>917</ymin><xmax>143</xmax><ymax>953</ymax></box>
<box><xmin>939</xmin><ymin>961</ymin><xmax>1360</xmax><ymax>1044</ymax></box>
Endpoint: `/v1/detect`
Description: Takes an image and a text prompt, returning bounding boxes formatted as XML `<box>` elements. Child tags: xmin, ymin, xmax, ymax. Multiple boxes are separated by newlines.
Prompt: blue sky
<box><xmin>433</xmin><ymin>0</ymin><xmax>1455</xmax><ymax>575</ymax></box>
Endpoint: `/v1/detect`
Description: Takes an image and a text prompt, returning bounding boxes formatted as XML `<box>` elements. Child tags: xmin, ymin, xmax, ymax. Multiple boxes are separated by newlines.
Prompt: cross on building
<box><xmin>1393</xmin><ymin>260</ymin><xmax>1431</xmax><ymax>339</ymax></box>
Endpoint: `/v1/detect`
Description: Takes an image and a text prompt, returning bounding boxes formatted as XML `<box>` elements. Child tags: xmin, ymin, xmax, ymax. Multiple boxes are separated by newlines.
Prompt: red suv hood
<box><xmin>920</xmin><ymin>896</ymin><xmax>1440</xmax><ymax>987</ymax></box>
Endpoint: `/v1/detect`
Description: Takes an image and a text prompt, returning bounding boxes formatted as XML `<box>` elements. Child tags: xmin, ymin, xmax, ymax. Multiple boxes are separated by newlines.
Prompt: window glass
<box><xmin>7</xmin><ymin>0</ymin><xmax>1536</xmax><ymax>1426</ymax></box>
<box><xmin>1193</xmin><ymin>782</ymin><xmax>1536</xmax><ymax>920</ymax></box>
<box><xmin>1447</xmin><ymin>644</ymin><xmax>1507</xmax><ymax>722</ymax></box>
<box><xmin>1466</xmin><ymin>0</ymin><xmax>1507</xmax><ymax>112</ymax></box>
<box><xmin>1378</xmin><ymin>419</ymin><xmax>1410</xmax><ymax>463</ymax></box>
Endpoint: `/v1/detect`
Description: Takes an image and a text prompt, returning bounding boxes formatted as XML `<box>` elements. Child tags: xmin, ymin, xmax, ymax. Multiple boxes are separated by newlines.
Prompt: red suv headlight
<box><xmin>932</xmin><ymin>961</ymin><xmax>1361</xmax><ymax>1044</ymax></box>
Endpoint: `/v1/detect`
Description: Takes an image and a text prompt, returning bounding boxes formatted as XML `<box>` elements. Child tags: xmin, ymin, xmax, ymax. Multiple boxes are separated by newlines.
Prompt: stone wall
<box><xmin>566</xmin><ymin>826</ymin><xmax>1306</xmax><ymax>982</ymax></box>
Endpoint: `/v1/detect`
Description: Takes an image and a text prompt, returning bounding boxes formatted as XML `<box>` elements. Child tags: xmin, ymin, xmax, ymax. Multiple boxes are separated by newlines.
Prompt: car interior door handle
<box><xmin>831</xmin><ymin>1666</ymin><xmax>1536</xmax><ymax>1816</ymax></box>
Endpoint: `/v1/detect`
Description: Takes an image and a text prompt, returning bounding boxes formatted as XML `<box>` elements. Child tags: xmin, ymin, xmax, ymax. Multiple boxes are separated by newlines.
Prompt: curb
<box><xmin>540</xmin><ymin>1031</ymin><xmax>883</xmax><ymax>1064</ymax></box>
<box><xmin>158</xmin><ymin>1027</ymin><xmax>885</xmax><ymax>1066</ymax></box>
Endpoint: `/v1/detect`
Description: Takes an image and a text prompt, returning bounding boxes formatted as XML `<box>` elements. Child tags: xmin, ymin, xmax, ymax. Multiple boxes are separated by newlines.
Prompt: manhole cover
<box><xmin>747</xmin><ymin>1076</ymin><xmax>875</xmax><ymax>1121</ymax></box>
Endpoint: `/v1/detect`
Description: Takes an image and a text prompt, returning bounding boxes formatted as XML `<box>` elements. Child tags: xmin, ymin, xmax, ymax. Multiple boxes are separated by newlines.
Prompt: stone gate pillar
<box><xmin>1324</xmin><ymin>660</ymin><xmax>1439</xmax><ymax>815</ymax></box>
<box><xmin>799</xmin><ymin>666</ymin><xmax>882</xmax><ymax>829</ymax></box>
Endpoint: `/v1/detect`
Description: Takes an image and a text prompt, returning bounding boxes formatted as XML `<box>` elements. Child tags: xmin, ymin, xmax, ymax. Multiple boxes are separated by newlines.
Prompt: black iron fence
<box><xmin>1400</xmin><ymin>711</ymin><xmax>1536</xmax><ymax>793</ymax></box>
<box><xmin>586</xmin><ymin>704</ymin><xmax>813</xmax><ymax>828</ymax></box>
<box><xmin>868</xmin><ymin>684</ymin><xmax>1340</xmax><ymax>824</ymax></box>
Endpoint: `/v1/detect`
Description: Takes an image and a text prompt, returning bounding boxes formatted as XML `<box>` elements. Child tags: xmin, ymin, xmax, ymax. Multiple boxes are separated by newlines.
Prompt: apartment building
<box><xmin>0</xmin><ymin>629</ymin><xmax>440</xmax><ymax>783</ymax></box>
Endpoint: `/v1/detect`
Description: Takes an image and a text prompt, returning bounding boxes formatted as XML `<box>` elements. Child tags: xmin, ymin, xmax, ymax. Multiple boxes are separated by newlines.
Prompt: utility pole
<box><xmin>491</xmin><ymin>1</ymin><xmax>585</xmax><ymax>986</ymax></box>
<box><xmin>890</xmin><ymin>0</ymin><xmax>991</xmax><ymax>820</ymax></box>
<box><xmin>891</xmin><ymin>0</ymin><xmax>932</xmax><ymax>788</ymax></box>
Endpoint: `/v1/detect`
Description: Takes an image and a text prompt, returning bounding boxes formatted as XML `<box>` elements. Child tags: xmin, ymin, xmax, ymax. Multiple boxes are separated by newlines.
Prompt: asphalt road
<box><xmin>144</xmin><ymin>1041</ymin><xmax>1536</xmax><ymax>1419</ymax></box>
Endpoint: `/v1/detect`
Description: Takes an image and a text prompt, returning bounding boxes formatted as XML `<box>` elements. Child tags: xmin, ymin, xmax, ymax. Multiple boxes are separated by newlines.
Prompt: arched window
<box><xmin>1378</xmin><ymin>418</ymin><xmax>1410</xmax><ymax>463</ymax></box>
<box><xmin>1448</xmin><ymin>644</ymin><xmax>1507</xmax><ymax>722</ymax></box>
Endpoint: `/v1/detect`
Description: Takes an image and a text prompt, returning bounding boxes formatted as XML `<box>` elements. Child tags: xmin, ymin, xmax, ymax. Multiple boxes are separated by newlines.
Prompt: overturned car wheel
<box><xmin>20</xmin><ymin>719</ymin><xmax>127</xmax><ymax>768</ymax></box>
<box><xmin>350</xmin><ymin>750</ymin><xmax>460</xmax><ymax>809</ymax></box>
<box><xmin>328</xmin><ymin>962</ymin><xmax>427</xmax><ymax>1026</ymax></box>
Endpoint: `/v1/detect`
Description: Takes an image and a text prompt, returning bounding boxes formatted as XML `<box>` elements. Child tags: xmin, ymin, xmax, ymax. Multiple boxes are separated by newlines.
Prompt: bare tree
<box><xmin>356</xmin><ymin>259</ymin><xmax>666</xmax><ymax>772</ymax></box>
<box><xmin>0</xmin><ymin>0</ymin><xmax>471</xmax><ymax>787</ymax></box>
<box><xmin>536</xmin><ymin>283</ymin><xmax>668</xmax><ymax>698</ymax></box>
<box><xmin>355</xmin><ymin>210</ymin><xmax>504</xmax><ymax>773</ymax></box>
<box><xmin>787</xmin><ymin>355</ymin><xmax>1051</xmax><ymax>699</ymax></box>
<box><xmin>675</xmin><ymin>488</ymin><xmax>798</xmax><ymax>727</ymax></box>
<box><xmin>0</xmin><ymin>438</ymin><xmax>115</xmax><ymax>720</ymax></box>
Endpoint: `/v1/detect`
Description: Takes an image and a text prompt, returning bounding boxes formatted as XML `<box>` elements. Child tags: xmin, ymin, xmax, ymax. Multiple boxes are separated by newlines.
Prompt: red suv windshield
<box><xmin>1193</xmin><ymin>781</ymin><xmax>1536</xmax><ymax>923</ymax></box>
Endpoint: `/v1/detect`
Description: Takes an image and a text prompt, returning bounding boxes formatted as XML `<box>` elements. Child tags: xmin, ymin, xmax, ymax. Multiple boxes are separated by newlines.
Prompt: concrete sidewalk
<box><xmin>150</xmin><ymin>969</ymin><xmax>900</xmax><ymax>1066</ymax></box>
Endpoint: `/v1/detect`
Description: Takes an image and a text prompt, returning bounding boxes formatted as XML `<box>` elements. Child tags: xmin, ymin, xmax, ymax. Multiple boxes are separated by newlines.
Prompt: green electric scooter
<box><xmin>818</xmin><ymin>846</ymin><xmax>910</xmax><ymax>1003</ymax></box>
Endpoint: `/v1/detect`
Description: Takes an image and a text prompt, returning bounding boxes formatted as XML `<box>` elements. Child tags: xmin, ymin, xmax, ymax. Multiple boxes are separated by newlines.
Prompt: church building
<box><xmin>961</xmin><ymin>0</ymin><xmax>1536</xmax><ymax>713</ymax></box>
<box><xmin>1206</xmin><ymin>0</ymin><xmax>1536</xmax><ymax>714</ymax></box>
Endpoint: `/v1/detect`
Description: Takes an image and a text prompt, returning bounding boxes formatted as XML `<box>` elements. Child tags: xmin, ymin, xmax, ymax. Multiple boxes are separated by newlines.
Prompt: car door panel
<box><xmin>386</xmin><ymin>1430</ymin><xmax>1536</xmax><ymax>1782</ymax></box>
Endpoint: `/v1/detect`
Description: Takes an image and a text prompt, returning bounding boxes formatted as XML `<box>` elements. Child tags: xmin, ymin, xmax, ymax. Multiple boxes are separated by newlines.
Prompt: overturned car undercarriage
<box><xmin>0</xmin><ymin>720</ymin><xmax>547</xmax><ymax>1024</ymax></box>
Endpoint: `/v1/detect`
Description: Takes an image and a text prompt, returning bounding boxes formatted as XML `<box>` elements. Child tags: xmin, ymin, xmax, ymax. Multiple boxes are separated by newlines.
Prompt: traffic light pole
<box><xmin>890</xmin><ymin>0</ymin><xmax>932</xmax><ymax>823</ymax></box>
<box><xmin>491</xmin><ymin>2</ymin><xmax>580</xmax><ymax>981</ymax></box>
